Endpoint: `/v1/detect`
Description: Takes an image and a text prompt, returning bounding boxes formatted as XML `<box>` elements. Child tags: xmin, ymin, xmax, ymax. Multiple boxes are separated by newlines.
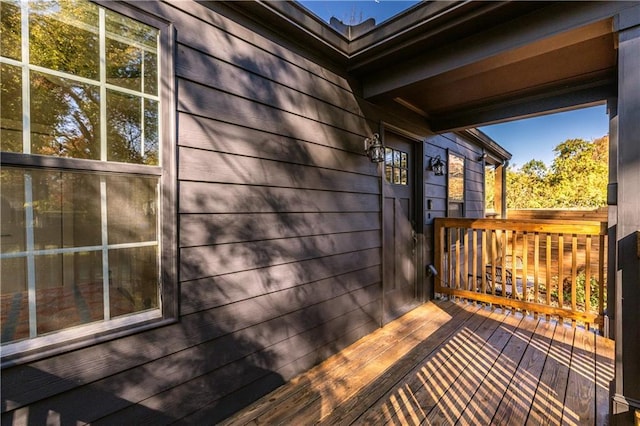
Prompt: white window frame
<box><xmin>0</xmin><ymin>0</ymin><xmax>176</xmax><ymax>366</ymax></box>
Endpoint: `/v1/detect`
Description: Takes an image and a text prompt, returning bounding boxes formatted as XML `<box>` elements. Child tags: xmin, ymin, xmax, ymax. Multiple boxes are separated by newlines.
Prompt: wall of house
<box><xmin>421</xmin><ymin>133</ymin><xmax>486</xmax><ymax>297</ymax></box>
<box><xmin>0</xmin><ymin>2</ymin><xmax>492</xmax><ymax>424</ymax></box>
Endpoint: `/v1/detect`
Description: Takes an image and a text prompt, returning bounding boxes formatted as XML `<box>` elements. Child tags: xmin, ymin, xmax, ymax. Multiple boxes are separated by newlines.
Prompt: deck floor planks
<box><xmin>223</xmin><ymin>302</ymin><xmax>465</xmax><ymax>425</ymax></box>
<box><xmin>455</xmin><ymin>311</ymin><xmax>536</xmax><ymax>424</ymax></box>
<box><xmin>562</xmin><ymin>327</ymin><xmax>596</xmax><ymax>425</ymax></box>
<box><xmin>526</xmin><ymin>322</ymin><xmax>576</xmax><ymax>425</ymax></box>
<box><xmin>421</xmin><ymin>308</ymin><xmax>516</xmax><ymax>425</ymax></box>
<box><xmin>492</xmin><ymin>319</ymin><xmax>556</xmax><ymax>425</ymax></box>
<box><xmin>319</xmin><ymin>303</ymin><xmax>487</xmax><ymax>426</ymax></box>
<box><xmin>351</xmin><ymin>304</ymin><xmax>498</xmax><ymax>425</ymax></box>
<box><xmin>292</xmin><ymin>303</ymin><xmax>481</xmax><ymax>425</ymax></box>
<box><xmin>222</xmin><ymin>300</ymin><xmax>614</xmax><ymax>426</ymax></box>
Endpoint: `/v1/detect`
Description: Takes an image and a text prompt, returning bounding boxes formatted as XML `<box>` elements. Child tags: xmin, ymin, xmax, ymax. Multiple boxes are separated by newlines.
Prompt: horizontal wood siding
<box><xmin>423</xmin><ymin>133</ymin><xmax>486</xmax><ymax>295</ymax></box>
<box><xmin>0</xmin><ymin>1</ymin><xmax>384</xmax><ymax>424</ymax></box>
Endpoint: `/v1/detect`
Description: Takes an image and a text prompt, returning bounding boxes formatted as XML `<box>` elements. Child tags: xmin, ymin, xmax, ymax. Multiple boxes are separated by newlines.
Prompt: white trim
<box><xmin>99</xmin><ymin>7</ymin><xmax>107</xmax><ymax>162</ymax></box>
<box><xmin>20</xmin><ymin>0</ymin><xmax>29</xmax><ymax>154</ymax></box>
<box><xmin>100</xmin><ymin>176</ymin><xmax>110</xmax><ymax>319</ymax></box>
<box><xmin>0</xmin><ymin>241</ymin><xmax>158</xmax><ymax>259</ymax></box>
<box><xmin>0</xmin><ymin>309</ymin><xmax>162</xmax><ymax>358</ymax></box>
<box><xmin>23</xmin><ymin>173</ymin><xmax>37</xmax><ymax>338</ymax></box>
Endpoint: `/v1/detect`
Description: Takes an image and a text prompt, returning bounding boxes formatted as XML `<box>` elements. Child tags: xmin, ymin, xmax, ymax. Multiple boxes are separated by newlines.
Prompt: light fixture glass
<box><xmin>364</xmin><ymin>133</ymin><xmax>384</xmax><ymax>163</ymax></box>
<box><xmin>430</xmin><ymin>155</ymin><xmax>445</xmax><ymax>176</ymax></box>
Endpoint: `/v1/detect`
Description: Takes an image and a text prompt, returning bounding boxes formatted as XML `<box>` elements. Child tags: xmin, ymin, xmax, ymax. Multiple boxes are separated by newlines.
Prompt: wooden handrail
<box><xmin>434</xmin><ymin>217</ymin><xmax>608</xmax><ymax>332</ymax></box>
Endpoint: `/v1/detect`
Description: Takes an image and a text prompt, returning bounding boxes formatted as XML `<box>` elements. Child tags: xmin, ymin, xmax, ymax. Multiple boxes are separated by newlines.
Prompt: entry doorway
<box><xmin>382</xmin><ymin>131</ymin><xmax>419</xmax><ymax>324</ymax></box>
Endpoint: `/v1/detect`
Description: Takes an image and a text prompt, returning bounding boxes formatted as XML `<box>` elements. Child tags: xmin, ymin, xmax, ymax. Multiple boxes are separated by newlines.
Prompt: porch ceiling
<box><xmin>363</xmin><ymin>18</ymin><xmax>617</xmax><ymax>132</ymax></box>
<box><xmin>356</xmin><ymin>0</ymin><xmax>627</xmax><ymax>132</ymax></box>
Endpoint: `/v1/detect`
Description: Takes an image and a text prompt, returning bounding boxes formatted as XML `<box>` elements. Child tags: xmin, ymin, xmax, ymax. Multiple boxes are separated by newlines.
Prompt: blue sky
<box><xmin>298</xmin><ymin>0</ymin><xmax>420</xmax><ymax>25</ymax></box>
<box><xmin>297</xmin><ymin>1</ymin><xmax>610</xmax><ymax>169</ymax></box>
<box><xmin>479</xmin><ymin>105</ymin><xmax>609</xmax><ymax>168</ymax></box>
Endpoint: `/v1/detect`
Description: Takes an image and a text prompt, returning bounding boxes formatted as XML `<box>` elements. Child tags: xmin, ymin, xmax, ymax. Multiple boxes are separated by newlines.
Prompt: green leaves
<box><xmin>505</xmin><ymin>136</ymin><xmax>608</xmax><ymax>209</ymax></box>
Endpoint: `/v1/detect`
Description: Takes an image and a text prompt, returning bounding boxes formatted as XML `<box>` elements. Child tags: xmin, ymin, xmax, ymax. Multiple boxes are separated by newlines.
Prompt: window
<box><xmin>384</xmin><ymin>147</ymin><xmax>408</xmax><ymax>185</ymax></box>
<box><xmin>447</xmin><ymin>152</ymin><xmax>464</xmax><ymax>217</ymax></box>
<box><xmin>1</xmin><ymin>0</ymin><xmax>175</xmax><ymax>359</ymax></box>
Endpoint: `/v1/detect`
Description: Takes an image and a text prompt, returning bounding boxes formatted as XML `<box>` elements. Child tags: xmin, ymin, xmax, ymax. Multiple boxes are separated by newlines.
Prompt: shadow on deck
<box><xmin>222</xmin><ymin>300</ymin><xmax>614</xmax><ymax>425</ymax></box>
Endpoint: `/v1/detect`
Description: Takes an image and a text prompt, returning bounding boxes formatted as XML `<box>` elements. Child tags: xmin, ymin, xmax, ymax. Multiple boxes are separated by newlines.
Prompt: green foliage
<box><xmin>505</xmin><ymin>136</ymin><xmax>608</xmax><ymax>208</ymax></box>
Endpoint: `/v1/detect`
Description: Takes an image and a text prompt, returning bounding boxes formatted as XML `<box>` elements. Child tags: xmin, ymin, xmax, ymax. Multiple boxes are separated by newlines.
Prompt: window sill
<box><xmin>1</xmin><ymin>311</ymin><xmax>176</xmax><ymax>368</ymax></box>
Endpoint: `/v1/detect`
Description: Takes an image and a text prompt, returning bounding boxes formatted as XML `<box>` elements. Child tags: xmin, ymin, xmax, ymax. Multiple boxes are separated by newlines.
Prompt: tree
<box><xmin>504</xmin><ymin>136</ymin><xmax>608</xmax><ymax>209</ymax></box>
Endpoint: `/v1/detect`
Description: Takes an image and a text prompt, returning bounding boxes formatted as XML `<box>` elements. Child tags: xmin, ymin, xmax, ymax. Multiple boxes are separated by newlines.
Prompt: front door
<box><xmin>382</xmin><ymin>132</ymin><xmax>418</xmax><ymax>324</ymax></box>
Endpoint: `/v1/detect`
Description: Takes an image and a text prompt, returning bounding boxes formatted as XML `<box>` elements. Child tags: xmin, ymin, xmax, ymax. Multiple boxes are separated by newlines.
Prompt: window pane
<box><xmin>393</xmin><ymin>150</ymin><xmax>400</xmax><ymax>167</ymax></box>
<box><xmin>30</xmin><ymin>169</ymin><xmax>102</xmax><ymax>249</ymax></box>
<box><xmin>1</xmin><ymin>63</ymin><xmax>23</xmax><ymax>152</ymax></box>
<box><xmin>0</xmin><ymin>0</ymin><xmax>21</xmax><ymax>60</ymax></box>
<box><xmin>109</xmin><ymin>245</ymin><xmax>158</xmax><ymax>318</ymax></box>
<box><xmin>448</xmin><ymin>153</ymin><xmax>464</xmax><ymax>202</ymax></box>
<box><xmin>143</xmin><ymin>51</ymin><xmax>158</xmax><ymax>95</ymax></box>
<box><xmin>401</xmin><ymin>152</ymin><xmax>407</xmax><ymax>169</ymax></box>
<box><xmin>393</xmin><ymin>167</ymin><xmax>401</xmax><ymax>184</ymax></box>
<box><xmin>107</xmin><ymin>89</ymin><xmax>143</xmax><ymax>163</ymax></box>
<box><xmin>107</xmin><ymin>175</ymin><xmax>157</xmax><ymax>244</ymax></box>
<box><xmin>401</xmin><ymin>169</ymin><xmax>407</xmax><ymax>185</ymax></box>
<box><xmin>106</xmin><ymin>37</ymin><xmax>143</xmax><ymax>92</ymax></box>
<box><xmin>35</xmin><ymin>251</ymin><xmax>104</xmax><ymax>335</ymax></box>
<box><xmin>1</xmin><ymin>168</ymin><xmax>26</xmax><ymax>253</ymax></box>
<box><xmin>106</xmin><ymin>9</ymin><xmax>158</xmax><ymax>95</ymax></box>
<box><xmin>143</xmin><ymin>99</ymin><xmax>159</xmax><ymax>165</ymax></box>
<box><xmin>29</xmin><ymin>0</ymin><xmax>100</xmax><ymax>80</ymax></box>
<box><xmin>0</xmin><ymin>257</ymin><xmax>28</xmax><ymax>343</ymax></box>
<box><xmin>30</xmin><ymin>71</ymin><xmax>100</xmax><ymax>159</ymax></box>
<box><xmin>385</xmin><ymin>165</ymin><xmax>392</xmax><ymax>183</ymax></box>
<box><xmin>385</xmin><ymin>147</ymin><xmax>392</xmax><ymax>165</ymax></box>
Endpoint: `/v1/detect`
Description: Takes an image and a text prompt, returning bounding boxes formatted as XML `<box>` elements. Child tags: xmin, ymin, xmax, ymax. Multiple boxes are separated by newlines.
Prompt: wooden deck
<box><xmin>222</xmin><ymin>300</ymin><xmax>614</xmax><ymax>425</ymax></box>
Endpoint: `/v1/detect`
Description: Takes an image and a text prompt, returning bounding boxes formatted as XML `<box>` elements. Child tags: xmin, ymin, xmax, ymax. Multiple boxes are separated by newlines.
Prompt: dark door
<box><xmin>382</xmin><ymin>132</ymin><xmax>418</xmax><ymax>324</ymax></box>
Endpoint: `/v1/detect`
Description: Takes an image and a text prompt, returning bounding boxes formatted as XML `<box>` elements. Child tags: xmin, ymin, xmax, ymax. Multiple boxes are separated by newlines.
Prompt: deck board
<box><xmin>222</xmin><ymin>300</ymin><xmax>615</xmax><ymax>426</ymax></box>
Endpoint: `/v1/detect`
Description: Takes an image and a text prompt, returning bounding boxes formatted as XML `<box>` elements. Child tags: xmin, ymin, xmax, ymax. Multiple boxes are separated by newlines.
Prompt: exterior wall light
<box><xmin>364</xmin><ymin>133</ymin><xmax>384</xmax><ymax>163</ymax></box>
<box><xmin>429</xmin><ymin>155</ymin><xmax>445</xmax><ymax>176</ymax></box>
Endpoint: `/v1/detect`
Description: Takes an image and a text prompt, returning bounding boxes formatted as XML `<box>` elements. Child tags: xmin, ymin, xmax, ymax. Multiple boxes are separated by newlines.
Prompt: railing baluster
<box><xmin>511</xmin><ymin>230</ymin><xmax>518</xmax><ymax>301</ymax></box>
<box><xmin>598</xmin><ymin>234</ymin><xmax>605</xmax><ymax>320</ymax></box>
<box><xmin>522</xmin><ymin>232</ymin><xmax>528</xmax><ymax>303</ymax></box>
<box><xmin>481</xmin><ymin>230</ymin><xmax>487</xmax><ymax>295</ymax></box>
<box><xmin>491</xmin><ymin>230</ymin><xmax>497</xmax><ymax>296</ymax></box>
<box><xmin>558</xmin><ymin>234</ymin><xmax>564</xmax><ymax>315</ymax></box>
<box><xmin>571</xmin><ymin>234</ymin><xmax>578</xmax><ymax>327</ymax></box>
<box><xmin>464</xmin><ymin>228</ymin><xmax>470</xmax><ymax>291</ymax></box>
<box><xmin>546</xmin><ymin>234</ymin><xmax>552</xmax><ymax>317</ymax></box>
<box><xmin>472</xmin><ymin>230</ymin><xmax>478</xmax><ymax>293</ymax></box>
<box><xmin>533</xmin><ymin>232</ymin><xmax>540</xmax><ymax>312</ymax></box>
<box><xmin>455</xmin><ymin>228</ymin><xmax>461</xmax><ymax>291</ymax></box>
<box><xmin>585</xmin><ymin>234</ymin><xmax>592</xmax><ymax>323</ymax></box>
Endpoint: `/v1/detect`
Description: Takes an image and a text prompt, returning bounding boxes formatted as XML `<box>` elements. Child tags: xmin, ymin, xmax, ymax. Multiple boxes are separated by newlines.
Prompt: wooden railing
<box><xmin>434</xmin><ymin>217</ymin><xmax>607</xmax><ymax>331</ymax></box>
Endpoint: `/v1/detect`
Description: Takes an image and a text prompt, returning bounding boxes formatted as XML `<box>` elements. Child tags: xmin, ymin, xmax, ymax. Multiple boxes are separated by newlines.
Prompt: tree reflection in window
<box><xmin>448</xmin><ymin>152</ymin><xmax>465</xmax><ymax>217</ymax></box>
<box><xmin>385</xmin><ymin>147</ymin><xmax>409</xmax><ymax>186</ymax></box>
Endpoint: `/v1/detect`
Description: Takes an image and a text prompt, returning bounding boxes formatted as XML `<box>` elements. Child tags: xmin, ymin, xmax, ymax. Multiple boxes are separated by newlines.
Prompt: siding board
<box><xmin>180</xmin><ymin>230</ymin><xmax>381</xmax><ymax>281</ymax></box>
<box><xmin>179</xmin><ymin>182</ymin><xmax>381</xmax><ymax>214</ymax></box>
<box><xmin>177</xmin><ymin>80</ymin><xmax>371</xmax><ymax>150</ymax></box>
<box><xmin>180</xmin><ymin>212</ymin><xmax>380</xmax><ymax>247</ymax></box>
<box><xmin>178</xmin><ymin>147</ymin><xmax>378</xmax><ymax>192</ymax></box>
<box><xmin>178</xmin><ymin>114</ymin><xmax>373</xmax><ymax>174</ymax></box>
<box><xmin>180</xmin><ymin>249</ymin><xmax>380</xmax><ymax>314</ymax></box>
<box><xmin>176</xmin><ymin>43</ymin><xmax>364</xmax><ymax>121</ymax></box>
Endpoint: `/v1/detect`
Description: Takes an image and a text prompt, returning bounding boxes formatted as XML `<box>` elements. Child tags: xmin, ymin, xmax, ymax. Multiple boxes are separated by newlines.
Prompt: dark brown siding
<box><xmin>0</xmin><ymin>1</ymin><xmax>492</xmax><ymax>423</ymax></box>
<box><xmin>423</xmin><ymin>133</ymin><xmax>486</xmax><ymax>296</ymax></box>
<box><xmin>1</xmin><ymin>1</ymin><xmax>381</xmax><ymax>424</ymax></box>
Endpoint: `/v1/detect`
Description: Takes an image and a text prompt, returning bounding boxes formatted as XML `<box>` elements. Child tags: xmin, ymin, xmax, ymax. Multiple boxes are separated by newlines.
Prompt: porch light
<box><xmin>429</xmin><ymin>155</ymin><xmax>445</xmax><ymax>176</ymax></box>
<box><xmin>364</xmin><ymin>133</ymin><xmax>384</xmax><ymax>163</ymax></box>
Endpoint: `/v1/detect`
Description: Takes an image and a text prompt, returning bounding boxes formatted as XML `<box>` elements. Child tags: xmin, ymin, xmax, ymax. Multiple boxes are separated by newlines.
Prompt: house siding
<box><xmin>0</xmin><ymin>1</ymin><xmax>499</xmax><ymax>423</ymax></box>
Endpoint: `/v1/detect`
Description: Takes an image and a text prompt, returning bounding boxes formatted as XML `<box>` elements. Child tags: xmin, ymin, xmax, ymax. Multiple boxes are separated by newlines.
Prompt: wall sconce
<box><xmin>478</xmin><ymin>152</ymin><xmax>487</xmax><ymax>162</ymax></box>
<box><xmin>364</xmin><ymin>133</ymin><xmax>384</xmax><ymax>163</ymax></box>
<box><xmin>429</xmin><ymin>155</ymin><xmax>445</xmax><ymax>176</ymax></box>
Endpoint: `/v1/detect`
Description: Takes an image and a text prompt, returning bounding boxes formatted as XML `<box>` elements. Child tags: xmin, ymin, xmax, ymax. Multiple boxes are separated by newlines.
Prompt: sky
<box><xmin>297</xmin><ymin>1</ymin><xmax>610</xmax><ymax>169</ymax></box>
<box><xmin>479</xmin><ymin>105</ymin><xmax>609</xmax><ymax>168</ymax></box>
<box><xmin>297</xmin><ymin>0</ymin><xmax>420</xmax><ymax>25</ymax></box>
